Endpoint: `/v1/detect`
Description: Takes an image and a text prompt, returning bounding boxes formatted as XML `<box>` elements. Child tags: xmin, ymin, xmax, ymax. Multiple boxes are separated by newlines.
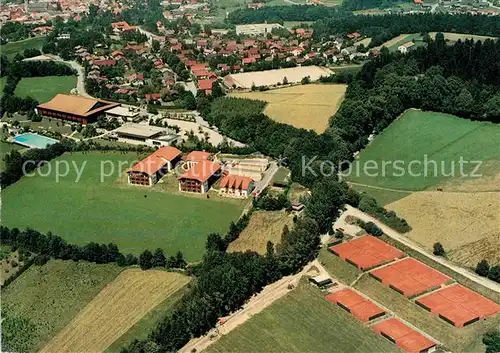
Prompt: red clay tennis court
<box><xmin>416</xmin><ymin>284</ymin><xmax>500</xmax><ymax>327</ymax></box>
<box><xmin>329</xmin><ymin>235</ymin><xmax>405</xmax><ymax>270</ymax></box>
<box><xmin>325</xmin><ymin>288</ymin><xmax>386</xmax><ymax>322</ymax></box>
<box><xmin>372</xmin><ymin>318</ymin><xmax>437</xmax><ymax>353</ymax></box>
<box><xmin>370</xmin><ymin>258</ymin><xmax>451</xmax><ymax>297</ymax></box>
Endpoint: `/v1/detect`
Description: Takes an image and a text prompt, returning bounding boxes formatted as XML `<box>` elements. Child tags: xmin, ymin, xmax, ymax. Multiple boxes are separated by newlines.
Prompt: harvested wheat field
<box><xmin>40</xmin><ymin>269</ymin><xmax>189</xmax><ymax>353</ymax></box>
<box><xmin>386</xmin><ymin>191</ymin><xmax>500</xmax><ymax>257</ymax></box>
<box><xmin>230</xmin><ymin>84</ymin><xmax>347</xmax><ymax>133</ymax></box>
<box><xmin>429</xmin><ymin>32</ymin><xmax>497</xmax><ymax>42</ymax></box>
<box><xmin>449</xmin><ymin>232</ymin><xmax>500</xmax><ymax>269</ymax></box>
<box><xmin>228</xmin><ymin>210</ymin><xmax>293</xmax><ymax>254</ymax></box>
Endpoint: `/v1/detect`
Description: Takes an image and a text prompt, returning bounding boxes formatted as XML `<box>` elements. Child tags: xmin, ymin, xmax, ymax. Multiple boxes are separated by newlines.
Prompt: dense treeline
<box><xmin>313</xmin><ymin>13</ymin><xmax>500</xmax><ymax>46</ymax></box>
<box><xmin>358</xmin><ymin>195</ymin><xmax>411</xmax><ymax>232</ymax></box>
<box><xmin>228</xmin><ymin>5</ymin><xmax>343</xmax><ymax>24</ymax></box>
<box><xmin>0</xmin><ymin>226</ymin><xmax>138</xmax><ymax>267</ymax></box>
<box><xmin>342</xmin><ymin>0</ymin><xmax>400</xmax><ymax>10</ymax></box>
<box><xmin>330</xmin><ymin>38</ymin><xmax>500</xmax><ymax>150</ymax></box>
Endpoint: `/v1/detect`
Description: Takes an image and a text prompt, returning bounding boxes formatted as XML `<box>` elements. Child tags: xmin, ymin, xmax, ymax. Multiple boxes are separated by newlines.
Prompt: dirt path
<box><xmin>342</xmin><ymin>205</ymin><xmax>500</xmax><ymax>293</ymax></box>
<box><xmin>179</xmin><ymin>262</ymin><xmax>314</xmax><ymax>353</ymax></box>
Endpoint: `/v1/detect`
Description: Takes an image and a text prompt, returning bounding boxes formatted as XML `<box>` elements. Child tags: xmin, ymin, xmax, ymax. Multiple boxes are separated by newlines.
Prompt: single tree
<box><xmin>433</xmin><ymin>242</ymin><xmax>445</xmax><ymax>256</ymax></box>
<box><xmin>139</xmin><ymin>250</ymin><xmax>153</xmax><ymax>270</ymax></box>
<box><xmin>475</xmin><ymin>259</ymin><xmax>490</xmax><ymax>277</ymax></box>
<box><xmin>153</xmin><ymin>248</ymin><xmax>166</xmax><ymax>267</ymax></box>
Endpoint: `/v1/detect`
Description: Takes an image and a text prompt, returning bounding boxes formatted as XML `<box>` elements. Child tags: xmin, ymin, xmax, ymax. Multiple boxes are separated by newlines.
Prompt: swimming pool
<box><xmin>13</xmin><ymin>133</ymin><xmax>59</xmax><ymax>149</ymax></box>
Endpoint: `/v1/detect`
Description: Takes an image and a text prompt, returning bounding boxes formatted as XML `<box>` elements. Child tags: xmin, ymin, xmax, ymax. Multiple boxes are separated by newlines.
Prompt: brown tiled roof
<box><xmin>37</xmin><ymin>94</ymin><xmax>118</xmax><ymax>117</ymax></box>
<box><xmin>220</xmin><ymin>174</ymin><xmax>253</xmax><ymax>190</ymax></box>
<box><xmin>128</xmin><ymin>146</ymin><xmax>182</xmax><ymax>176</ymax></box>
<box><xmin>178</xmin><ymin>160</ymin><xmax>220</xmax><ymax>182</ymax></box>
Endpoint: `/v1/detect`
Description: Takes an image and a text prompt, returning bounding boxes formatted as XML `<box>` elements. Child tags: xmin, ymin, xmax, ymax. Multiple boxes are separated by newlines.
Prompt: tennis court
<box><xmin>325</xmin><ymin>288</ymin><xmax>385</xmax><ymax>322</ymax></box>
<box><xmin>370</xmin><ymin>258</ymin><xmax>451</xmax><ymax>297</ymax></box>
<box><xmin>416</xmin><ymin>284</ymin><xmax>500</xmax><ymax>327</ymax></box>
<box><xmin>329</xmin><ymin>236</ymin><xmax>405</xmax><ymax>270</ymax></box>
<box><xmin>372</xmin><ymin>318</ymin><xmax>437</xmax><ymax>353</ymax></box>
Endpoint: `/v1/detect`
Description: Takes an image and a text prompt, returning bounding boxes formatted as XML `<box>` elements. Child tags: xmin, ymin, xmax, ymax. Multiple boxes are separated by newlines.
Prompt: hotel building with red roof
<box><xmin>127</xmin><ymin>146</ymin><xmax>182</xmax><ymax>186</ymax></box>
<box><xmin>178</xmin><ymin>160</ymin><xmax>221</xmax><ymax>193</ymax></box>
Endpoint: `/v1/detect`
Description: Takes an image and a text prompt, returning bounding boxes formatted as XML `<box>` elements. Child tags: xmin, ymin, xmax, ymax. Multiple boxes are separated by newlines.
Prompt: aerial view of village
<box><xmin>0</xmin><ymin>0</ymin><xmax>499</xmax><ymax>350</ymax></box>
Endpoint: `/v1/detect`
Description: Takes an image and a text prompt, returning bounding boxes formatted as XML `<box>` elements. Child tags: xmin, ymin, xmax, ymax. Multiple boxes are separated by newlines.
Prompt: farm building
<box><xmin>224</xmin><ymin>66</ymin><xmax>333</xmax><ymax>89</ymax></box>
<box><xmin>370</xmin><ymin>258</ymin><xmax>451</xmax><ymax>297</ymax></box>
<box><xmin>329</xmin><ymin>236</ymin><xmax>405</xmax><ymax>270</ymax></box>
<box><xmin>308</xmin><ymin>274</ymin><xmax>332</xmax><ymax>287</ymax></box>
<box><xmin>127</xmin><ymin>146</ymin><xmax>182</xmax><ymax>186</ymax></box>
<box><xmin>114</xmin><ymin>123</ymin><xmax>181</xmax><ymax>147</ymax></box>
<box><xmin>416</xmin><ymin>284</ymin><xmax>500</xmax><ymax>327</ymax></box>
<box><xmin>325</xmin><ymin>289</ymin><xmax>385</xmax><ymax>322</ymax></box>
<box><xmin>219</xmin><ymin>174</ymin><xmax>254</xmax><ymax>198</ymax></box>
<box><xmin>36</xmin><ymin>94</ymin><xmax>119</xmax><ymax>124</ymax></box>
<box><xmin>372</xmin><ymin>318</ymin><xmax>437</xmax><ymax>353</ymax></box>
<box><xmin>185</xmin><ymin>151</ymin><xmax>212</xmax><ymax>168</ymax></box>
<box><xmin>178</xmin><ymin>160</ymin><xmax>221</xmax><ymax>193</ymax></box>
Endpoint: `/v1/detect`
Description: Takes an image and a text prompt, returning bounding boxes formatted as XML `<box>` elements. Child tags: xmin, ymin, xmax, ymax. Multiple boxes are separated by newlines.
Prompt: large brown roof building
<box><xmin>36</xmin><ymin>94</ymin><xmax>119</xmax><ymax>124</ymax></box>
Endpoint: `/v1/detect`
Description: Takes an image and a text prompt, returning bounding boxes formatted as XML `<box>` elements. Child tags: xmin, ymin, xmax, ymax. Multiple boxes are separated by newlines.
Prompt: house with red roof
<box><xmin>127</xmin><ymin>146</ymin><xmax>182</xmax><ymax>186</ymax></box>
<box><xmin>145</xmin><ymin>93</ymin><xmax>162</xmax><ymax>103</ymax></box>
<box><xmin>92</xmin><ymin>59</ymin><xmax>117</xmax><ymax>67</ymax></box>
<box><xmin>178</xmin><ymin>160</ymin><xmax>221</xmax><ymax>193</ymax></box>
<box><xmin>219</xmin><ymin>175</ymin><xmax>254</xmax><ymax>198</ymax></box>
<box><xmin>347</xmin><ymin>32</ymin><xmax>361</xmax><ymax>39</ymax></box>
<box><xmin>242</xmin><ymin>57</ymin><xmax>256</xmax><ymax>65</ymax></box>
<box><xmin>197</xmin><ymin>79</ymin><xmax>215</xmax><ymax>95</ymax></box>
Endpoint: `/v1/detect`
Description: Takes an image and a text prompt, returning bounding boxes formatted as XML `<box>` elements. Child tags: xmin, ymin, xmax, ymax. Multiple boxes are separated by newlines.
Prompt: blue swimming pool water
<box><xmin>13</xmin><ymin>133</ymin><xmax>59</xmax><ymax>149</ymax></box>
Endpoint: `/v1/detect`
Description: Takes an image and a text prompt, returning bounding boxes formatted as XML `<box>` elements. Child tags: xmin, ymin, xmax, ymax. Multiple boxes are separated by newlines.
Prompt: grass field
<box><xmin>1</xmin><ymin>260</ymin><xmax>122</xmax><ymax>352</ymax></box>
<box><xmin>228</xmin><ymin>211</ymin><xmax>293</xmax><ymax>255</ymax></box>
<box><xmin>355</xmin><ymin>275</ymin><xmax>500</xmax><ymax>352</ymax></box>
<box><xmin>349</xmin><ymin>184</ymin><xmax>411</xmax><ymax>206</ymax></box>
<box><xmin>1</xmin><ymin>152</ymin><xmax>244</xmax><ymax>261</ymax></box>
<box><xmin>15</xmin><ymin>76</ymin><xmax>77</xmax><ymax>103</ymax></box>
<box><xmin>105</xmin><ymin>280</ymin><xmax>188</xmax><ymax>353</ymax></box>
<box><xmin>0</xmin><ymin>36</ymin><xmax>46</xmax><ymax>60</ymax></box>
<box><xmin>386</xmin><ymin>191</ymin><xmax>500</xmax><ymax>256</ymax></box>
<box><xmin>41</xmin><ymin>269</ymin><xmax>189</xmax><ymax>353</ymax></box>
<box><xmin>205</xmin><ymin>282</ymin><xmax>400</xmax><ymax>353</ymax></box>
<box><xmin>318</xmin><ymin>247</ymin><xmax>362</xmax><ymax>284</ymax></box>
<box><xmin>0</xmin><ymin>76</ymin><xmax>6</xmax><ymax>96</ymax></box>
<box><xmin>347</xmin><ymin>110</ymin><xmax>500</xmax><ymax>191</ymax></box>
<box><xmin>230</xmin><ymin>84</ymin><xmax>347</xmax><ymax>133</ymax></box>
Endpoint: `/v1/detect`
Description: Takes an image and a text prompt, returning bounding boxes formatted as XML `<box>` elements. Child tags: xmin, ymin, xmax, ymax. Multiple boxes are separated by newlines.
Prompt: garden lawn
<box><xmin>14</xmin><ymin>75</ymin><xmax>77</xmax><ymax>103</ymax></box>
<box><xmin>206</xmin><ymin>281</ymin><xmax>400</xmax><ymax>353</ymax></box>
<box><xmin>1</xmin><ymin>260</ymin><xmax>122</xmax><ymax>353</ymax></box>
<box><xmin>1</xmin><ymin>152</ymin><xmax>244</xmax><ymax>261</ymax></box>
<box><xmin>347</xmin><ymin>110</ymin><xmax>500</xmax><ymax>190</ymax></box>
<box><xmin>0</xmin><ymin>36</ymin><xmax>46</xmax><ymax>60</ymax></box>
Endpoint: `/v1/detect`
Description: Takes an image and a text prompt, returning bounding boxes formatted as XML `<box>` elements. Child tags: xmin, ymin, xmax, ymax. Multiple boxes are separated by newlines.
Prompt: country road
<box><xmin>49</xmin><ymin>55</ymin><xmax>91</xmax><ymax>98</ymax></box>
<box><xmin>342</xmin><ymin>205</ymin><xmax>500</xmax><ymax>293</ymax></box>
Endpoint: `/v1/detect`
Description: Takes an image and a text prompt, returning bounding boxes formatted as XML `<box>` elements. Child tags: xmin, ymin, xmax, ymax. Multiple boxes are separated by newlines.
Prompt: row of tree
<box><xmin>138</xmin><ymin>249</ymin><xmax>187</xmax><ymax>270</ymax></box>
<box><xmin>0</xmin><ymin>226</ymin><xmax>138</xmax><ymax>266</ymax></box>
<box><xmin>475</xmin><ymin>260</ymin><xmax>500</xmax><ymax>284</ymax></box>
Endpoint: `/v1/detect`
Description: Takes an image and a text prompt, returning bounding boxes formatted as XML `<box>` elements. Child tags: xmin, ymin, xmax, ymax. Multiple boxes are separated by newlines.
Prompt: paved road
<box><xmin>253</xmin><ymin>161</ymin><xmax>278</xmax><ymax>195</ymax></box>
<box><xmin>50</xmin><ymin>55</ymin><xmax>91</xmax><ymax>98</ymax></box>
<box><xmin>342</xmin><ymin>205</ymin><xmax>500</xmax><ymax>293</ymax></box>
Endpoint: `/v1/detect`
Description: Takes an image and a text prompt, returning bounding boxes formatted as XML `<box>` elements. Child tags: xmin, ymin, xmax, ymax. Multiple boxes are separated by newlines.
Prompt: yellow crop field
<box><xmin>228</xmin><ymin>210</ymin><xmax>293</xmax><ymax>254</ymax></box>
<box><xmin>386</xmin><ymin>191</ymin><xmax>500</xmax><ymax>264</ymax></box>
<box><xmin>429</xmin><ymin>32</ymin><xmax>497</xmax><ymax>42</ymax></box>
<box><xmin>40</xmin><ymin>269</ymin><xmax>189</xmax><ymax>353</ymax></box>
<box><xmin>230</xmin><ymin>84</ymin><xmax>347</xmax><ymax>133</ymax></box>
